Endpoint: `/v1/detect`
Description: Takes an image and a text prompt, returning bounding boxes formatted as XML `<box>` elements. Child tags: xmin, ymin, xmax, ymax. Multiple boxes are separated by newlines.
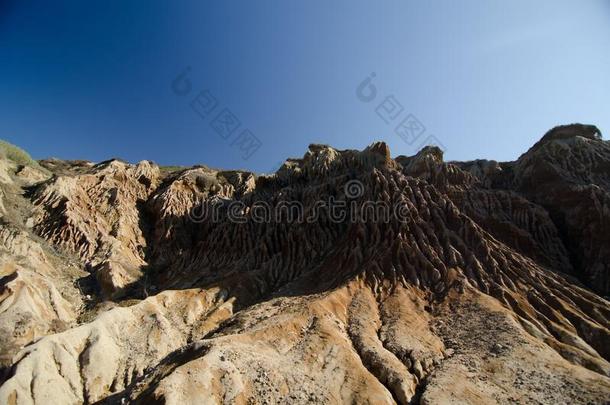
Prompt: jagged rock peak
<box><xmin>524</xmin><ymin>123</ymin><xmax>603</xmax><ymax>156</ymax></box>
<box><xmin>1</xmin><ymin>127</ymin><xmax>610</xmax><ymax>404</ymax></box>
<box><xmin>543</xmin><ymin>123</ymin><xmax>602</xmax><ymax>142</ymax></box>
<box><xmin>362</xmin><ymin>141</ymin><xmax>395</xmax><ymax>168</ymax></box>
<box><xmin>395</xmin><ymin>145</ymin><xmax>443</xmax><ymax>168</ymax></box>
<box><xmin>417</xmin><ymin>145</ymin><xmax>444</xmax><ymax>161</ymax></box>
<box><xmin>275</xmin><ymin>141</ymin><xmax>396</xmax><ymax>181</ymax></box>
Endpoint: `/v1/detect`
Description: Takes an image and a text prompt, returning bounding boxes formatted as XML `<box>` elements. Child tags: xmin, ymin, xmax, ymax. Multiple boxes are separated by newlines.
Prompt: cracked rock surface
<box><xmin>0</xmin><ymin>124</ymin><xmax>609</xmax><ymax>404</ymax></box>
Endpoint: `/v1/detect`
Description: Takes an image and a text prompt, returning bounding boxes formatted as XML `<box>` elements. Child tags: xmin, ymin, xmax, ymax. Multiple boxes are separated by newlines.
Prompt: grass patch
<box><xmin>160</xmin><ymin>165</ymin><xmax>186</xmax><ymax>173</ymax></box>
<box><xmin>0</xmin><ymin>139</ymin><xmax>41</xmax><ymax>168</ymax></box>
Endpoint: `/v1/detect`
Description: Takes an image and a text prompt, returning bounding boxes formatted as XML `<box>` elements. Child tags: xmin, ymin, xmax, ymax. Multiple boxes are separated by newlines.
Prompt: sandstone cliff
<box><xmin>0</xmin><ymin>124</ymin><xmax>609</xmax><ymax>404</ymax></box>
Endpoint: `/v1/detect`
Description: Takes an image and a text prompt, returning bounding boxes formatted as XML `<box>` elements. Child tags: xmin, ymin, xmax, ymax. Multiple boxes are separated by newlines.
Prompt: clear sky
<box><xmin>1</xmin><ymin>0</ymin><xmax>609</xmax><ymax>173</ymax></box>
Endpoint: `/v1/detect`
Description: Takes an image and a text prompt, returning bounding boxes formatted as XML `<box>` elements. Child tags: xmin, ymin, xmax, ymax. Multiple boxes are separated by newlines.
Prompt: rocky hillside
<box><xmin>0</xmin><ymin>124</ymin><xmax>609</xmax><ymax>404</ymax></box>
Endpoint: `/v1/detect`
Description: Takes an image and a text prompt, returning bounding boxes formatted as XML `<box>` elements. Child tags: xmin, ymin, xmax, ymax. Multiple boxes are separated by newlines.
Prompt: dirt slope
<box><xmin>0</xmin><ymin>124</ymin><xmax>609</xmax><ymax>404</ymax></box>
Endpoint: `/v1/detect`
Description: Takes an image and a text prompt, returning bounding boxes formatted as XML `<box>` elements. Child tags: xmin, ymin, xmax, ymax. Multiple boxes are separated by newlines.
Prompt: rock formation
<box><xmin>0</xmin><ymin>124</ymin><xmax>609</xmax><ymax>404</ymax></box>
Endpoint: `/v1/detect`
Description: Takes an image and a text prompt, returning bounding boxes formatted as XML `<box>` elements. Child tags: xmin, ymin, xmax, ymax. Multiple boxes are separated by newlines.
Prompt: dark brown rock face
<box><xmin>0</xmin><ymin>125</ymin><xmax>609</xmax><ymax>404</ymax></box>
<box><xmin>399</xmin><ymin>124</ymin><xmax>610</xmax><ymax>297</ymax></box>
<box><xmin>512</xmin><ymin>124</ymin><xmax>610</xmax><ymax>296</ymax></box>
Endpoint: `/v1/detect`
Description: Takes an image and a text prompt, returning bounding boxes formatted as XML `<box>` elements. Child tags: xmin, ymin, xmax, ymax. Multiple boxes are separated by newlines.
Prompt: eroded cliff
<box><xmin>0</xmin><ymin>124</ymin><xmax>609</xmax><ymax>404</ymax></box>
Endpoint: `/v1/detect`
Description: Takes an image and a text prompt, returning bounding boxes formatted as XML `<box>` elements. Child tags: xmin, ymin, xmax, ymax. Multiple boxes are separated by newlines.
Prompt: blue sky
<box><xmin>1</xmin><ymin>1</ymin><xmax>609</xmax><ymax>172</ymax></box>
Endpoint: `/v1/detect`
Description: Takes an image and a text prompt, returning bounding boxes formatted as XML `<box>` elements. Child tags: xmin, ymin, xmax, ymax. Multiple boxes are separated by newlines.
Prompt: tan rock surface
<box><xmin>31</xmin><ymin>159</ymin><xmax>160</xmax><ymax>297</ymax></box>
<box><xmin>0</xmin><ymin>124</ymin><xmax>609</xmax><ymax>404</ymax></box>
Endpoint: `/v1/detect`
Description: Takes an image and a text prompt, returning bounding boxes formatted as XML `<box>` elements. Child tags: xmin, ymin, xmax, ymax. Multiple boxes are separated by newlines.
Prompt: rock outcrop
<box><xmin>512</xmin><ymin>124</ymin><xmax>610</xmax><ymax>295</ymax></box>
<box><xmin>31</xmin><ymin>159</ymin><xmax>160</xmax><ymax>297</ymax></box>
<box><xmin>0</xmin><ymin>124</ymin><xmax>609</xmax><ymax>404</ymax></box>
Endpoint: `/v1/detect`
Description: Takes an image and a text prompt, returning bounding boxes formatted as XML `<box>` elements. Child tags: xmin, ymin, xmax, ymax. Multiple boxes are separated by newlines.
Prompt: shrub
<box><xmin>0</xmin><ymin>139</ymin><xmax>40</xmax><ymax>167</ymax></box>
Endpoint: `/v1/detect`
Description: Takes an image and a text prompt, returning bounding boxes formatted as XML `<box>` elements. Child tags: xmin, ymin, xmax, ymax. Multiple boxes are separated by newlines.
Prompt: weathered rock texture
<box><xmin>0</xmin><ymin>124</ymin><xmax>609</xmax><ymax>404</ymax></box>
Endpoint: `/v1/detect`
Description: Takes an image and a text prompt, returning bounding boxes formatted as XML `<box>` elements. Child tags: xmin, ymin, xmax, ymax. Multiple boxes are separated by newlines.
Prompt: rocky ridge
<box><xmin>0</xmin><ymin>124</ymin><xmax>609</xmax><ymax>404</ymax></box>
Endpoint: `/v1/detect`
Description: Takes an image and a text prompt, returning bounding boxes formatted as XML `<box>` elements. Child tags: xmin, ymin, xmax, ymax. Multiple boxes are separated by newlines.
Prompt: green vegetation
<box><xmin>0</xmin><ymin>139</ymin><xmax>41</xmax><ymax>168</ymax></box>
<box><xmin>159</xmin><ymin>165</ymin><xmax>187</xmax><ymax>174</ymax></box>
